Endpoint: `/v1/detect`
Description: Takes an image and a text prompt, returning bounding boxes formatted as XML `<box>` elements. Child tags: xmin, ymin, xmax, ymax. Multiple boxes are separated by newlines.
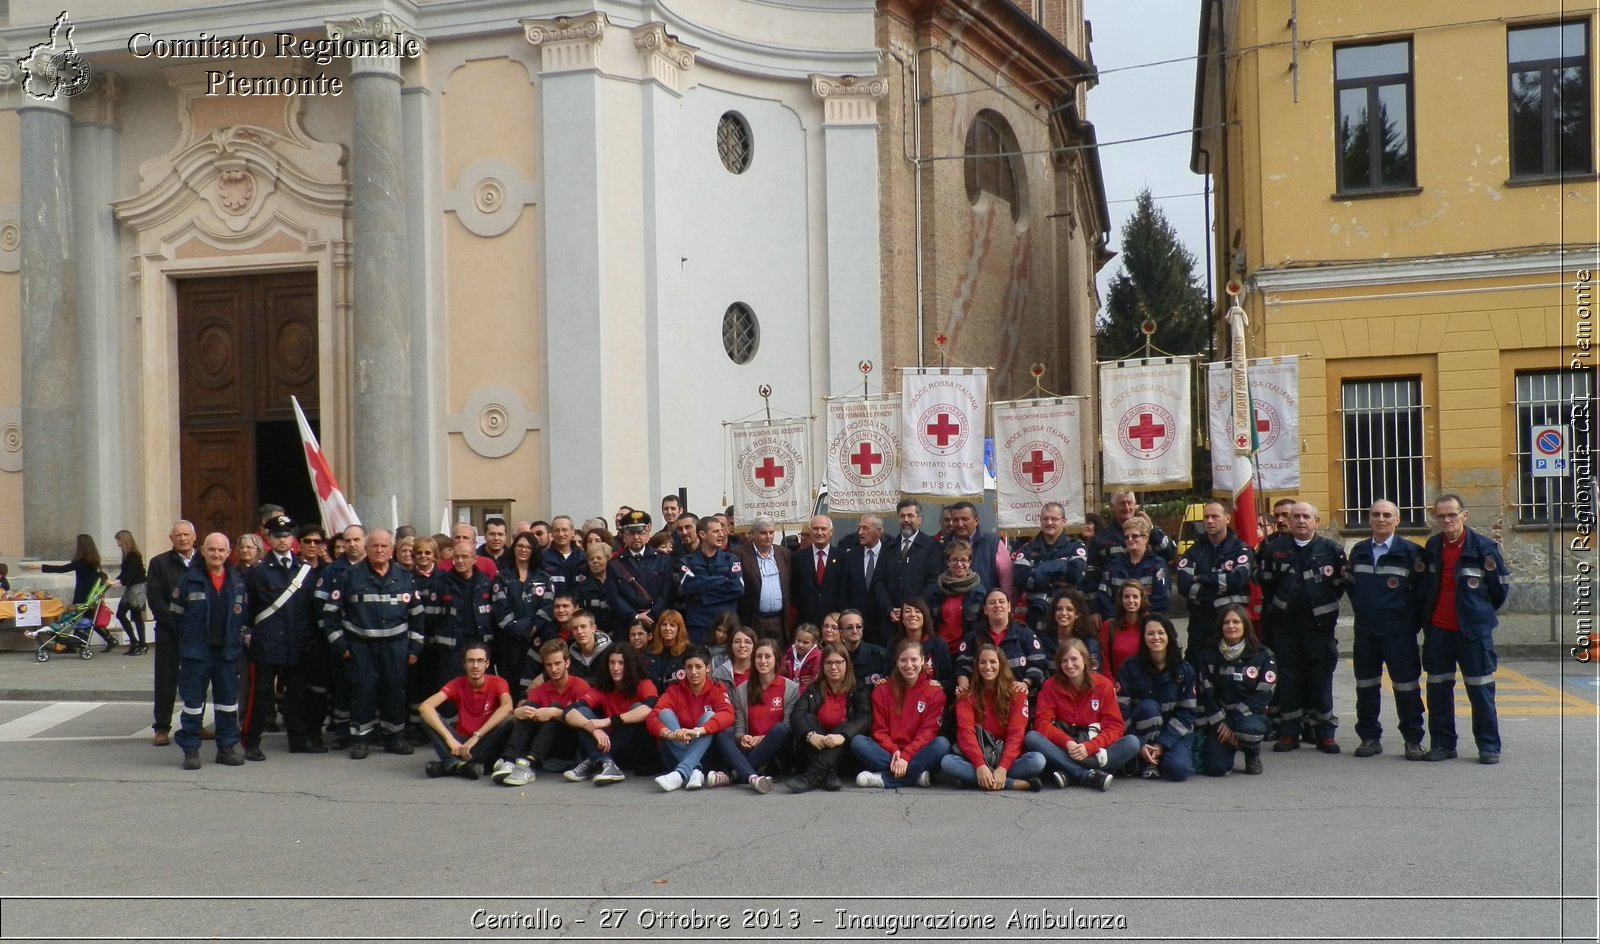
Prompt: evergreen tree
<box><xmin>1096</xmin><ymin>189</ymin><xmax>1211</xmax><ymax>358</ymax></box>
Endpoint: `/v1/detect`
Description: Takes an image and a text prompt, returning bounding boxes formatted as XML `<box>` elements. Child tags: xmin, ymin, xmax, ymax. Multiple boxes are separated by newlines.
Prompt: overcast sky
<box><xmin>1083</xmin><ymin>0</ymin><xmax>1211</xmax><ymax>319</ymax></box>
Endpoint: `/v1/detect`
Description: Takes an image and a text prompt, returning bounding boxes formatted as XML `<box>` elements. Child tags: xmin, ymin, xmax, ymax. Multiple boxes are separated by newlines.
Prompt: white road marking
<box><xmin>0</xmin><ymin>702</ymin><xmax>103</xmax><ymax>741</ymax></box>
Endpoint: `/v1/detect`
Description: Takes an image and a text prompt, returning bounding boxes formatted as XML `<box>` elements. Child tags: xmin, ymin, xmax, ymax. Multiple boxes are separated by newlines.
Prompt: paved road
<box><xmin>1</xmin><ymin>659</ymin><xmax>1596</xmax><ymax>943</ymax></box>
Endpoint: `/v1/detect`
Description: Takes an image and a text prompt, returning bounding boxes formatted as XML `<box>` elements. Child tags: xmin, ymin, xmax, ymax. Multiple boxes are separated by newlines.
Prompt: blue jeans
<box><xmin>939</xmin><ymin>750</ymin><xmax>1046</xmax><ymax>789</ymax></box>
<box><xmin>426</xmin><ymin>717</ymin><xmax>511</xmax><ymax>766</ymax></box>
<box><xmin>1023</xmin><ymin>730</ymin><xmax>1140</xmax><ymax>783</ymax></box>
<box><xmin>713</xmin><ymin>722</ymin><xmax>791</xmax><ymax>781</ymax></box>
<box><xmin>849</xmin><ymin>735</ymin><xmax>950</xmax><ymax>788</ymax></box>
<box><xmin>656</xmin><ymin>707</ymin><xmax>716</xmax><ymax>779</ymax></box>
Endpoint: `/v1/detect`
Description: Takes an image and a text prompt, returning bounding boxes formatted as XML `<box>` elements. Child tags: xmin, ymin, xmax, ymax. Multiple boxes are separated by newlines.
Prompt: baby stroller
<box><xmin>27</xmin><ymin>578</ymin><xmax>111</xmax><ymax>662</ymax></box>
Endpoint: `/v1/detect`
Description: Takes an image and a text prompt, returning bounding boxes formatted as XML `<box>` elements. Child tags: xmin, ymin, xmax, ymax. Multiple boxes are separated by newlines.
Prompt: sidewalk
<box><xmin>0</xmin><ymin>612</ymin><xmax>1579</xmax><ymax>703</ymax></box>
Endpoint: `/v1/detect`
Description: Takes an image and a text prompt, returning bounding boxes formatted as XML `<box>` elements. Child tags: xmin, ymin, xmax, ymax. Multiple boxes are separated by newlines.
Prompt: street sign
<box><xmin>1531</xmin><ymin>424</ymin><xmax>1570</xmax><ymax>478</ymax></box>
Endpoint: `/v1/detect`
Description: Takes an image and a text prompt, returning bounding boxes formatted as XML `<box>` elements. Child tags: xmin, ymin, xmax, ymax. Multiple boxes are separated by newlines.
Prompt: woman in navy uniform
<box><xmin>1196</xmin><ymin>605</ymin><xmax>1276</xmax><ymax>776</ymax></box>
<box><xmin>1116</xmin><ymin>614</ymin><xmax>1199</xmax><ymax>781</ymax></box>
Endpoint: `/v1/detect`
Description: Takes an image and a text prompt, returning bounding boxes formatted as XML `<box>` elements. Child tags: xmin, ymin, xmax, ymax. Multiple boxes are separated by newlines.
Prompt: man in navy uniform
<box><xmin>241</xmin><ymin>515</ymin><xmax>320</xmax><ymax>759</ymax></box>
<box><xmin>1346</xmin><ymin>499</ymin><xmax>1426</xmax><ymax>760</ymax></box>
<box><xmin>610</xmin><ymin>510</ymin><xmax>674</xmax><ymax>628</ymax></box>
<box><xmin>676</xmin><ymin>516</ymin><xmax>744</xmax><ymax>645</ymax></box>
<box><xmin>170</xmin><ymin>532</ymin><xmax>248</xmax><ymax>770</ymax></box>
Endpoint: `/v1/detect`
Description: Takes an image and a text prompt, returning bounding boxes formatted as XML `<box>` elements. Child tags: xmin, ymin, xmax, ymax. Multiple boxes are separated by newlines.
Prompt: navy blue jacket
<box><xmin>490</xmin><ymin>566</ymin><xmax>555</xmax><ymax>645</ymax></box>
<box><xmin>607</xmin><ymin>548</ymin><xmax>675</xmax><ymax>622</ymax></box>
<box><xmin>676</xmin><ymin>547</ymin><xmax>745</xmax><ymax>641</ymax></box>
<box><xmin>1347</xmin><ymin>536</ymin><xmax>1427</xmax><ymax>636</ymax></box>
<box><xmin>541</xmin><ymin>545</ymin><xmax>586</xmax><ymax>594</ymax></box>
<box><xmin>1097</xmin><ymin>553</ymin><xmax>1171</xmax><ymax>617</ymax></box>
<box><xmin>1419</xmin><ymin>528</ymin><xmax>1509</xmax><ymax>640</ymax></box>
<box><xmin>425</xmin><ymin>567</ymin><xmax>493</xmax><ymax>649</ymax></box>
<box><xmin>1195</xmin><ymin>644</ymin><xmax>1277</xmax><ymax>727</ymax></box>
<box><xmin>170</xmin><ymin>564</ymin><xmax>248</xmax><ymax>660</ymax></box>
<box><xmin>1012</xmin><ymin>533</ymin><xmax>1089</xmax><ymax>634</ymax></box>
<box><xmin>1175</xmin><ymin>531</ymin><xmax>1254</xmax><ymax>631</ymax></box>
<box><xmin>1256</xmin><ymin>533</ymin><xmax>1348</xmax><ymax>632</ymax></box>
<box><xmin>321</xmin><ymin>561</ymin><xmax>425</xmax><ymax>656</ymax></box>
<box><xmin>1116</xmin><ymin>657</ymin><xmax>1200</xmax><ymax>750</ymax></box>
<box><xmin>954</xmin><ymin>621</ymin><xmax>1048</xmax><ymax>689</ymax></box>
<box><xmin>573</xmin><ymin>571</ymin><xmax>626</xmax><ymax>636</ymax></box>
<box><xmin>243</xmin><ymin>554</ymin><xmax>316</xmax><ymax>664</ymax></box>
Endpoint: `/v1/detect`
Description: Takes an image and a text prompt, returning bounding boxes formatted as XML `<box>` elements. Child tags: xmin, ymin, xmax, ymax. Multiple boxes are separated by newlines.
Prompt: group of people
<box><xmin>36</xmin><ymin>485</ymin><xmax>1507</xmax><ymax>782</ymax></box>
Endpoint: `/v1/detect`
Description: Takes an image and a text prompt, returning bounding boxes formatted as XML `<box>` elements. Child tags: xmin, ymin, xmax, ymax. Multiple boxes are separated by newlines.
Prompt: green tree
<box><xmin>1097</xmin><ymin>189</ymin><xmax>1211</xmax><ymax>358</ymax></box>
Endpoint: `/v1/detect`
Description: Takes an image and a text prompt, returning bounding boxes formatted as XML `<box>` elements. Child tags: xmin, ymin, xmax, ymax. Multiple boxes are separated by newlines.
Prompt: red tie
<box><xmin>816</xmin><ymin>549</ymin><xmax>826</xmax><ymax>585</ymax></box>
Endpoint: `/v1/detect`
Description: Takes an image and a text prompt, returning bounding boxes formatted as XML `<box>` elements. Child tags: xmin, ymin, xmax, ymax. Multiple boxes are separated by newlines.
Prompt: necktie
<box><xmin>281</xmin><ymin>556</ymin><xmax>291</xmax><ymax>569</ymax></box>
<box><xmin>902</xmin><ymin>534</ymin><xmax>912</xmax><ymax>555</ymax></box>
<box><xmin>816</xmin><ymin>549</ymin><xmax>826</xmax><ymax>585</ymax></box>
<box><xmin>865</xmin><ymin>547</ymin><xmax>876</xmax><ymax>583</ymax></box>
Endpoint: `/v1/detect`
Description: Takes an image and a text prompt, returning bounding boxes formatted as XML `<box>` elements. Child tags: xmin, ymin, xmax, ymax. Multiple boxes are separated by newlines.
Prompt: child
<box><xmin>782</xmin><ymin>623</ymin><xmax>822</xmax><ymax>689</ymax></box>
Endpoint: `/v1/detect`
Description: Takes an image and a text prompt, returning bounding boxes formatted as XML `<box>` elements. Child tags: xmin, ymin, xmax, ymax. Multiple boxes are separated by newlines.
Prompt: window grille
<box><xmin>717</xmin><ymin>112</ymin><xmax>752</xmax><ymax>174</ymax></box>
<box><xmin>1513</xmin><ymin>370</ymin><xmax>1595</xmax><ymax>523</ymax></box>
<box><xmin>722</xmin><ymin>303</ymin><xmax>759</xmax><ymax>365</ymax></box>
<box><xmin>1339</xmin><ymin>378</ymin><xmax>1428</xmax><ymax>528</ymax></box>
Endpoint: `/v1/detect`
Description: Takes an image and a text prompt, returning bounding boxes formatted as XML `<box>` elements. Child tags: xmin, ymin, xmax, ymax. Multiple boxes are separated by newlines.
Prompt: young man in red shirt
<box><xmin>494</xmin><ymin>640</ymin><xmax>592</xmax><ymax>786</ymax></box>
<box><xmin>418</xmin><ymin>642</ymin><xmax>514</xmax><ymax>779</ymax></box>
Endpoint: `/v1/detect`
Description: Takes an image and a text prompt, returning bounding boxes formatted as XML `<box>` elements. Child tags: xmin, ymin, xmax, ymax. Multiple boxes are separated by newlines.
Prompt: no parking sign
<box><xmin>1531</xmin><ymin>424</ymin><xmax>1570</xmax><ymax>478</ymax></box>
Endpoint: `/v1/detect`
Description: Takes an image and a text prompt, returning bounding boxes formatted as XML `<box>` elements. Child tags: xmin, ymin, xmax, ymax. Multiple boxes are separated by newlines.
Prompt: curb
<box><xmin>0</xmin><ymin>688</ymin><xmax>150</xmax><ymax>702</ymax></box>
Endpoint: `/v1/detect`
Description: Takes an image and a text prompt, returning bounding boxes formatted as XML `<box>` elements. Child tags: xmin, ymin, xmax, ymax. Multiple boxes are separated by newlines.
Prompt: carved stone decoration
<box><xmin>445</xmin><ymin>385</ymin><xmax>545</xmax><ymax>459</ymax></box>
<box><xmin>0</xmin><ymin>405</ymin><xmax>22</xmax><ymax>473</ymax></box>
<box><xmin>443</xmin><ymin>159</ymin><xmax>539</xmax><ymax>239</ymax></box>
<box><xmin>0</xmin><ymin>203</ymin><xmax>20</xmax><ymax>274</ymax></box>
<box><xmin>811</xmin><ymin>73</ymin><xmax>889</xmax><ymax>126</ymax></box>
<box><xmin>217</xmin><ymin>168</ymin><xmax>257</xmax><ymax>215</ymax></box>
<box><xmin>633</xmin><ymin>22</ymin><xmax>698</xmax><ymax>93</ymax></box>
<box><xmin>325</xmin><ymin>12</ymin><xmax>425</xmax><ymax>77</ymax></box>
<box><xmin>522</xmin><ymin>12</ymin><xmax>608</xmax><ymax>74</ymax></box>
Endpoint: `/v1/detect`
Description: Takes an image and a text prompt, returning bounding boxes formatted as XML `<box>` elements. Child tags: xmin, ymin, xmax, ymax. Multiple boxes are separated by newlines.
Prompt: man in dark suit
<box><xmin>839</xmin><ymin>514</ymin><xmax>893</xmax><ymax>645</ymax></box>
<box><xmin>735</xmin><ymin>515</ymin><xmax>792</xmax><ymax>641</ymax></box>
<box><xmin>881</xmin><ymin>499</ymin><xmax>943</xmax><ymax>621</ymax></box>
<box><xmin>791</xmin><ymin>514</ymin><xmax>843</xmax><ymax>628</ymax></box>
<box><xmin>148</xmin><ymin>519</ymin><xmax>199</xmax><ymax>747</ymax></box>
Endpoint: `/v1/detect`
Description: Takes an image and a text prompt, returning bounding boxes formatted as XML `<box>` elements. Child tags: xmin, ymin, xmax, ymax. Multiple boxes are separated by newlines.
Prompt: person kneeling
<box><xmin>942</xmin><ymin>643</ymin><xmax>1045</xmax><ymax>792</ymax></box>
<box><xmin>1024</xmin><ymin>639</ymin><xmax>1140</xmax><ymax>791</ymax></box>
<box><xmin>418</xmin><ymin>643</ymin><xmax>513</xmax><ymax>780</ymax></box>
<box><xmin>492</xmin><ymin>640</ymin><xmax>592</xmax><ymax>786</ymax></box>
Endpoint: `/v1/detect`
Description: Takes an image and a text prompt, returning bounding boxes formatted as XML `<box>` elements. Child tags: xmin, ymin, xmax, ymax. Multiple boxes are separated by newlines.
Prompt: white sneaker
<box><xmin>916</xmin><ymin>770</ymin><xmax>932</xmax><ymax>787</ymax></box>
<box><xmin>489</xmin><ymin>758</ymin><xmax>515</xmax><ymax>784</ymax></box>
<box><xmin>502</xmin><ymin>758</ymin><xmax>535</xmax><ymax>787</ymax></box>
<box><xmin>686</xmin><ymin>769</ymin><xmax>706</xmax><ymax>791</ymax></box>
<box><xmin>749</xmin><ymin>775</ymin><xmax>773</xmax><ymax>794</ymax></box>
<box><xmin>654</xmin><ymin>771</ymin><xmax>685</xmax><ymax>792</ymax></box>
<box><xmin>855</xmin><ymin>771</ymin><xmax>885</xmax><ymax>788</ymax></box>
<box><xmin>704</xmin><ymin>770</ymin><xmax>732</xmax><ymax>788</ymax></box>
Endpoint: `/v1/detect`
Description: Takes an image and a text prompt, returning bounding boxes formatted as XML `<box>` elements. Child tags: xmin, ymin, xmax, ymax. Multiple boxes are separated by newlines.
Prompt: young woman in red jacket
<box><xmin>1024</xmin><ymin>638</ymin><xmax>1141</xmax><ymax>791</ymax></box>
<box><xmin>646</xmin><ymin>645</ymin><xmax>735</xmax><ymax>792</ymax></box>
<box><xmin>788</xmin><ymin>642</ymin><xmax>872</xmax><ymax>792</ymax></box>
<box><xmin>849</xmin><ymin>638</ymin><xmax>950</xmax><ymax>788</ymax></box>
<box><xmin>1098</xmin><ymin>581</ymin><xmax>1150</xmax><ymax>680</ymax></box>
<box><xmin>710</xmin><ymin>638</ymin><xmax>797</xmax><ymax>794</ymax></box>
<box><xmin>940</xmin><ymin>643</ymin><xmax>1046</xmax><ymax>791</ymax></box>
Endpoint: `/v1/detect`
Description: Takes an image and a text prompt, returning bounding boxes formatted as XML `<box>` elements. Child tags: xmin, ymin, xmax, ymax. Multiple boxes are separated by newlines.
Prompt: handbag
<box><xmin>93</xmin><ymin>603</ymin><xmax>113</xmax><ymax>629</ymax></box>
<box><xmin>1053</xmin><ymin>720</ymin><xmax>1101</xmax><ymax>743</ymax></box>
<box><xmin>976</xmin><ymin>725</ymin><xmax>1005</xmax><ymax>769</ymax></box>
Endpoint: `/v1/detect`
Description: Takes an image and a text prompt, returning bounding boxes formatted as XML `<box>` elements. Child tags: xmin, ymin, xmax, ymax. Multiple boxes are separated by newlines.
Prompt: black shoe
<box><xmin>455</xmin><ymin>761</ymin><xmax>480</xmax><ymax>781</ymax></box>
<box><xmin>181</xmin><ymin>750</ymin><xmax>201</xmax><ymax>771</ymax></box>
<box><xmin>1244</xmin><ymin>754</ymin><xmax>1264</xmax><ymax>775</ymax></box>
<box><xmin>1353</xmin><ymin>739</ymin><xmax>1383</xmax><ymax>758</ymax></box>
<box><xmin>1422</xmin><ymin>746</ymin><xmax>1457</xmax><ymax>762</ymax></box>
<box><xmin>103</xmin><ymin>640</ymin><xmax>118</xmax><ymax>654</ymax></box>
<box><xmin>289</xmin><ymin>740</ymin><xmax>329</xmax><ymax>754</ymax></box>
<box><xmin>215</xmin><ymin>747</ymin><xmax>245</xmax><ymax>767</ymax></box>
<box><xmin>821</xmin><ymin>768</ymin><xmax>842</xmax><ymax>792</ymax></box>
<box><xmin>1025</xmin><ymin>777</ymin><xmax>1044</xmax><ymax>792</ymax></box>
<box><xmin>1316</xmin><ymin>738</ymin><xmax>1341</xmax><ymax>755</ymax></box>
<box><xmin>1404</xmin><ymin>742</ymin><xmax>1425</xmax><ymax>761</ymax></box>
<box><xmin>331</xmin><ymin>734</ymin><xmax>351</xmax><ymax>749</ymax></box>
<box><xmin>1273</xmin><ymin>737</ymin><xmax>1300</xmax><ymax>753</ymax></box>
<box><xmin>425</xmin><ymin>761</ymin><xmax>449</xmax><ymax>778</ymax></box>
<box><xmin>1479</xmin><ymin>751</ymin><xmax>1501</xmax><ymax>766</ymax></box>
<box><xmin>349</xmin><ymin>742</ymin><xmax>370</xmax><ymax>760</ymax></box>
<box><xmin>1301</xmin><ymin>729</ymin><xmax>1317</xmax><ymax>745</ymax></box>
<box><xmin>384</xmin><ymin>738</ymin><xmax>414</xmax><ymax>756</ymax></box>
<box><xmin>786</xmin><ymin>772</ymin><xmax>818</xmax><ymax>794</ymax></box>
<box><xmin>136</xmin><ymin>644</ymin><xmax>149</xmax><ymax>655</ymax></box>
<box><xmin>1083</xmin><ymin>769</ymin><xmax>1113</xmax><ymax>792</ymax></box>
<box><xmin>265</xmin><ymin>717</ymin><xmax>281</xmax><ymax>734</ymax></box>
<box><xmin>243</xmin><ymin>745</ymin><xmax>266</xmax><ymax>762</ymax></box>
<box><xmin>405</xmin><ymin>726</ymin><xmax>430</xmax><ymax>746</ymax></box>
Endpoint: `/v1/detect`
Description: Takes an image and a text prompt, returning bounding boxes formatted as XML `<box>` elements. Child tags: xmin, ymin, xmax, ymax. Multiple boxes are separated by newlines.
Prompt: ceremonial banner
<box><xmin>292</xmin><ymin>396</ymin><xmax>361</xmax><ymax>534</ymax></box>
<box><xmin>825</xmin><ymin>396</ymin><xmax>902</xmax><ymax>514</ymax></box>
<box><xmin>1099</xmin><ymin>357</ymin><xmax>1193</xmax><ymax>487</ymax></box>
<box><xmin>1207</xmin><ymin>357</ymin><xmax>1301</xmax><ymax>490</ymax></box>
<box><xmin>993</xmin><ymin>397</ymin><xmax>1086</xmax><ymax>529</ymax></box>
<box><xmin>900</xmin><ymin>368</ymin><xmax>988</xmax><ymax>496</ymax></box>
<box><xmin>730</xmin><ymin>419</ymin><xmax>809</xmax><ymax>525</ymax></box>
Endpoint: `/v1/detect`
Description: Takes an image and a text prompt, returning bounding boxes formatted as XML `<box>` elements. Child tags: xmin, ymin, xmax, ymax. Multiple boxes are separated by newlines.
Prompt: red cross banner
<box><xmin>993</xmin><ymin>397</ymin><xmax>1086</xmax><ymax>529</ymax></box>
<box><xmin>1207</xmin><ymin>357</ymin><xmax>1301</xmax><ymax>491</ymax></box>
<box><xmin>291</xmin><ymin>395</ymin><xmax>361</xmax><ymax>534</ymax></box>
<box><xmin>825</xmin><ymin>395</ymin><xmax>902</xmax><ymax>514</ymax></box>
<box><xmin>730</xmin><ymin>418</ymin><xmax>810</xmax><ymax>525</ymax></box>
<box><xmin>900</xmin><ymin>368</ymin><xmax>988</xmax><ymax>496</ymax></box>
<box><xmin>1099</xmin><ymin>357</ymin><xmax>1194</xmax><ymax>487</ymax></box>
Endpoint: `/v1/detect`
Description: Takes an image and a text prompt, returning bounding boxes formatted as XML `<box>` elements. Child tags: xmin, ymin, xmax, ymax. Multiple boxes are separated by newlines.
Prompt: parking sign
<box><xmin>1531</xmin><ymin>424</ymin><xmax>1569</xmax><ymax>478</ymax></box>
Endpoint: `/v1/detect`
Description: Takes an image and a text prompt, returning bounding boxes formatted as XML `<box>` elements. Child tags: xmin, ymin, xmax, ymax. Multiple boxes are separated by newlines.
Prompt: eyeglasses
<box><xmin>822</xmin><ymin>659</ymin><xmax>848</xmax><ymax>667</ymax></box>
<box><xmin>463</xmin><ymin>658</ymin><xmax>489</xmax><ymax>665</ymax></box>
<box><xmin>301</xmin><ymin>538</ymin><xmax>324</xmax><ymax>544</ymax></box>
<box><xmin>1434</xmin><ymin>512</ymin><xmax>1462</xmax><ymax>521</ymax></box>
<box><xmin>1125</xmin><ymin>534</ymin><xmax>1148</xmax><ymax>542</ymax></box>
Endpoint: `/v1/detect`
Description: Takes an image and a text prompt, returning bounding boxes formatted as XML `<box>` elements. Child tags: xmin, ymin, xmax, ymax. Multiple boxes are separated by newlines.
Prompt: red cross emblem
<box><xmin>925</xmin><ymin>413</ymin><xmax>960</xmax><ymax>447</ymax></box>
<box><xmin>1021</xmin><ymin>449</ymin><xmax>1055</xmax><ymax>484</ymax></box>
<box><xmin>753</xmin><ymin>456</ymin><xmax>785</xmax><ymax>488</ymax></box>
<box><xmin>1126</xmin><ymin>413</ymin><xmax>1167</xmax><ymax>450</ymax></box>
<box><xmin>850</xmin><ymin>442</ymin><xmax>882</xmax><ymax>476</ymax></box>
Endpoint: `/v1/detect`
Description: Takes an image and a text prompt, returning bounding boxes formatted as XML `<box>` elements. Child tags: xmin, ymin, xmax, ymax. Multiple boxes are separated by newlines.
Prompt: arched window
<box><xmin>964</xmin><ymin>110</ymin><xmax>1025</xmax><ymax>221</ymax></box>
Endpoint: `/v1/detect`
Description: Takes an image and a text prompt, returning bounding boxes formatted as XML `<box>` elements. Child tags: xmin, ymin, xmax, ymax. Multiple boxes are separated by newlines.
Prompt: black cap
<box><xmin>620</xmin><ymin>510</ymin><xmax>653</xmax><ymax>532</ymax></box>
<box><xmin>265</xmin><ymin>514</ymin><xmax>296</xmax><ymax>536</ymax></box>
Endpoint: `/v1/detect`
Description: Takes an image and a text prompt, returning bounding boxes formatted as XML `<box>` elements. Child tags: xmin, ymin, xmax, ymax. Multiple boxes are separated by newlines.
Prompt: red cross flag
<box><xmin>1099</xmin><ymin>357</ymin><xmax>1194</xmax><ymax>487</ymax></box>
<box><xmin>993</xmin><ymin>397</ymin><xmax>1086</xmax><ymax>529</ymax></box>
<box><xmin>730</xmin><ymin>418</ymin><xmax>809</xmax><ymax>525</ymax></box>
<box><xmin>1206</xmin><ymin>357</ymin><xmax>1301</xmax><ymax>491</ymax></box>
<box><xmin>825</xmin><ymin>395</ymin><xmax>902</xmax><ymax>514</ymax></box>
<box><xmin>292</xmin><ymin>396</ymin><xmax>361</xmax><ymax>534</ymax></box>
<box><xmin>900</xmin><ymin>368</ymin><xmax>988</xmax><ymax>497</ymax></box>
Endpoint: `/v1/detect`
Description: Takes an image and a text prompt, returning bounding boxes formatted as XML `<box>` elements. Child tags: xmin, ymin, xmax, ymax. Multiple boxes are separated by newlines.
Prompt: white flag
<box><xmin>826</xmin><ymin>396</ymin><xmax>902</xmax><ymax>514</ymax></box>
<box><xmin>1100</xmin><ymin>358</ymin><xmax>1193</xmax><ymax>487</ymax></box>
<box><xmin>1207</xmin><ymin>357</ymin><xmax>1301</xmax><ymax>491</ymax></box>
<box><xmin>993</xmin><ymin>397</ymin><xmax>1086</xmax><ymax>529</ymax></box>
<box><xmin>292</xmin><ymin>396</ymin><xmax>361</xmax><ymax>534</ymax></box>
<box><xmin>900</xmin><ymin>369</ymin><xmax>988</xmax><ymax>496</ymax></box>
<box><xmin>730</xmin><ymin>419</ymin><xmax>810</xmax><ymax>525</ymax></box>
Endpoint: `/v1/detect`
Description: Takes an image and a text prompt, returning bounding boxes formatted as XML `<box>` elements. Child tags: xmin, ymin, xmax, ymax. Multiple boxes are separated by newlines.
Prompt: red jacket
<box><xmin>647</xmin><ymin>679</ymin><xmax>735</xmax><ymax>737</ymax></box>
<box><xmin>954</xmin><ymin>686</ymin><xmax>1027</xmax><ymax>771</ymax></box>
<box><xmin>1033</xmin><ymin>672</ymin><xmax>1125</xmax><ymax>754</ymax></box>
<box><xmin>870</xmin><ymin>675</ymin><xmax>946</xmax><ymax>757</ymax></box>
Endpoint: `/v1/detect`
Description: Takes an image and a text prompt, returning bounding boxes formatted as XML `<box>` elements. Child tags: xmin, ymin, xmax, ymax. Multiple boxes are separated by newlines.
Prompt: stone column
<box><xmin>812</xmin><ymin>74</ymin><xmax>887</xmax><ymax>396</ymax></box>
<box><xmin>15</xmin><ymin>86</ymin><xmax>81</xmax><ymax>558</ymax></box>
<box><xmin>524</xmin><ymin>12</ymin><xmax>609</xmax><ymax>515</ymax></box>
<box><xmin>327</xmin><ymin>14</ymin><xmax>421</xmax><ymax>525</ymax></box>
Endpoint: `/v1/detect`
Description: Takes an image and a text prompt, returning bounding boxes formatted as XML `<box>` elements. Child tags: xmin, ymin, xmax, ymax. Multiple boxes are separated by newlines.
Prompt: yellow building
<box><xmin>1193</xmin><ymin>0</ymin><xmax>1597</xmax><ymax>607</ymax></box>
